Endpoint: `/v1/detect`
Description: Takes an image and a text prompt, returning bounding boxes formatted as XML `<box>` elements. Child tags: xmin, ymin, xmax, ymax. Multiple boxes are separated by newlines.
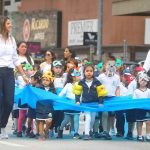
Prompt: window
<box><xmin>15</xmin><ymin>0</ymin><xmax>21</xmax><ymax>2</ymax></box>
<box><xmin>4</xmin><ymin>0</ymin><xmax>11</xmax><ymax>6</ymax></box>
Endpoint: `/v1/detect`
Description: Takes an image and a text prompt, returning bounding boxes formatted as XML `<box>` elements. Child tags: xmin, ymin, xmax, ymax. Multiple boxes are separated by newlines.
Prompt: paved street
<box><xmin>0</xmin><ymin>117</ymin><xmax>150</xmax><ymax>150</ymax></box>
<box><xmin>0</xmin><ymin>136</ymin><xmax>150</xmax><ymax>150</ymax></box>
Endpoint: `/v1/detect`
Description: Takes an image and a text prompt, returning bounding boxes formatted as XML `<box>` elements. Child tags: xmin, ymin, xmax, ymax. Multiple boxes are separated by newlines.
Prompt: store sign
<box><xmin>68</xmin><ymin>19</ymin><xmax>98</xmax><ymax>46</ymax></box>
<box><xmin>83</xmin><ymin>32</ymin><xmax>97</xmax><ymax>46</ymax></box>
<box><xmin>145</xmin><ymin>19</ymin><xmax>150</xmax><ymax>44</ymax></box>
<box><xmin>10</xmin><ymin>11</ymin><xmax>62</xmax><ymax>49</ymax></box>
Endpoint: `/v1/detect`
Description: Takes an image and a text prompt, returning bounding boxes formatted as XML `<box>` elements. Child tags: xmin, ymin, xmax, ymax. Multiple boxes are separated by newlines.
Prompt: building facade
<box><xmin>112</xmin><ymin>0</ymin><xmax>150</xmax><ymax>16</ymax></box>
<box><xmin>3</xmin><ymin>0</ymin><xmax>21</xmax><ymax>14</ymax></box>
<box><xmin>10</xmin><ymin>0</ymin><xmax>150</xmax><ymax>61</ymax></box>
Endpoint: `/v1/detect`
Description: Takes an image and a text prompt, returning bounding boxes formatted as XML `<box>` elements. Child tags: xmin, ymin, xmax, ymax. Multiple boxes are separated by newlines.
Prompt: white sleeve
<box><xmin>12</xmin><ymin>37</ymin><xmax>20</xmax><ymax>67</ymax></box>
<box><xmin>143</xmin><ymin>50</ymin><xmax>150</xmax><ymax>72</ymax></box>
<box><xmin>58</xmin><ymin>84</ymin><xmax>68</xmax><ymax>97</ymax></box>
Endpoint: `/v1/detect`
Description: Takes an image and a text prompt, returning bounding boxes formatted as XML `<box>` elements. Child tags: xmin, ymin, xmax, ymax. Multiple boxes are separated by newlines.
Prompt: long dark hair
<box><xmin>45</xmin><ymin>50</ymin><xmax>56</xmax><ymax>62</ymax></box>
<box><xmin>0</xmin><ymin>16</ymin><xmax>10</xmax><ymax>39</ymax></box>
<box><xmin>17</xmin><ymin>41</ymin><xmax>33</xmax><ymax>65</ymax></box>
<box><xmin>64</xmin><ymin>47</ymin><xmax>76</xmax><ymax>61</ymax></box>
<box><xmin>64</xmin><ymin>68</ymin><xmax>74</xmax><ymax>86</ymax></box>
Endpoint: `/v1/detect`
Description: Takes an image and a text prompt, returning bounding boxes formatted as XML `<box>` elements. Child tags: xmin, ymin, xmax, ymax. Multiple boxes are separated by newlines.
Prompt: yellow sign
<box><xmin>31</xmin><ymin>18</ymin><xmax>49</xmax><ymax>30</ymax></box>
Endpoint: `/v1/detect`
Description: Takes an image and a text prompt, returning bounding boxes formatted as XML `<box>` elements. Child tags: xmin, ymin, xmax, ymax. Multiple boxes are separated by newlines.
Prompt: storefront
<box><xmin>10</xmin><ymin>10</ymin><xmax>62</xmax><ymax>60</ymax></box>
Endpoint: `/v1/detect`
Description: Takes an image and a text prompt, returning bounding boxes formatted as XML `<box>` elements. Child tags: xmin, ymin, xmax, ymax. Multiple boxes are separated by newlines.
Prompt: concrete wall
<box><xmin>103</xmin><ymin>0</ymin><xmax>148</xmax><ymax>46</ymax></box>
<box><xmin>112</xmin><ymin>0</ymin><xmax>150</xmax><ymax>15</ymax></box>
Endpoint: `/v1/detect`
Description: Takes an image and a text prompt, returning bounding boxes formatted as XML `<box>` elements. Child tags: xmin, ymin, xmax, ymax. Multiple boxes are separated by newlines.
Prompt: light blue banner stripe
<box><xmin>14</xmin><ymin>85</ymin><xmax>150</xmax><ymax>112</ymax></box>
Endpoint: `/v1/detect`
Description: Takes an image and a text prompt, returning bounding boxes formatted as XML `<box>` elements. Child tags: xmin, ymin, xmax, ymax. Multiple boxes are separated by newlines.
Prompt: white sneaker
<box><xmin>1</xmin><ymin>128</ymin><xmax>8</xmax><ymax>139</ymax></box>
<box><xmin>146</xmin><ymin>134</ymin><xmax>150</xmax><ymax>141</ymax></box>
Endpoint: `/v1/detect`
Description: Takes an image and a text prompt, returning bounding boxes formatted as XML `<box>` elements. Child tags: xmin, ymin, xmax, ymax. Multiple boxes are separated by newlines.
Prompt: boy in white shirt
<box><xmin>97</xmin><ymin>60</ymin><xmax>120</xmax><ymax>140</ymax></box>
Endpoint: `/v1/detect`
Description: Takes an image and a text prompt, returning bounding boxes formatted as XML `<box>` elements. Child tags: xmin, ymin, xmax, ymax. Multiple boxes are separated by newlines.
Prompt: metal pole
<box><xmin>96</xmin><ymin>0</ymin><xmax>103</xmax><ymax>61</ymax></box>
<box><xmin>123</xmin><ymin>40</ymin><xmax>128</xmax><ymax>62</ymax></box>
<box><xmin>125</xmin><ymin>41</ymin><xmax>128</xmax><ymax>61</ymax></box>
<box><xmin>90</xmin><ymin>44</ymin><xmax>94</xmax><ymax>62</ymax></box>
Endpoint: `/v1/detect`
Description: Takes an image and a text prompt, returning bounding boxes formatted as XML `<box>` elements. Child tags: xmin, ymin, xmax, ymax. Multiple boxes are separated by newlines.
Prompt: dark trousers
<box><xmin>0</xmin><ymin>67</ymin><xmax>15</xmax><ymax>129</ymax></box>
<box><xmin>50</xmin><ymin>110</ymin><xmax>64</xmax><ymax>132</ymax></box>
<box><xmin>116</xmin><ymin>110</ymin><xmax>125</xmax><ymax>135</ymax></box>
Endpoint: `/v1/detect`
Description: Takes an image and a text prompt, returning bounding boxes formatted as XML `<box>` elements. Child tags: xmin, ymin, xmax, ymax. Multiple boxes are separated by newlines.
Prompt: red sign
<box><xmin>27</xmin><ymin>42</ymin><xmax>41</xmax><ymax>54</ymax></box>
<box><xmin>23</xmin><ymin>19</ymin><xmax>31</xmax><ymax>42</ymax></box>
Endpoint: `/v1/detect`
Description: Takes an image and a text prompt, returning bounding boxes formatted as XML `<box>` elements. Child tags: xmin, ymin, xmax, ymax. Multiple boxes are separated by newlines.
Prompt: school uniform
<box><xmin>133</xmin><ymin>88</ymin><xmax>150</xmax><ymax>122</ymax></box>
<box><xmin>36</xmin><ymin>85</ymin><xmax>55</xmax><ymax>121</ymax></box>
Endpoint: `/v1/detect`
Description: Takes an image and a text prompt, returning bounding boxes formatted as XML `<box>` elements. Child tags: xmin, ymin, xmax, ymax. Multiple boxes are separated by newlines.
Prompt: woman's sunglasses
<box><xmin>46</xmin><ymin>53</ymin><xmax>51</xmax><ymax>56</ymax></box>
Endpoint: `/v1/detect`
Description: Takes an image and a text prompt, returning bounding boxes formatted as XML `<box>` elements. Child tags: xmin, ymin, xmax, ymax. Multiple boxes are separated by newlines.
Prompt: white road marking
<box><xmin>0</xmin><ymin>141</ymin><xmax>25</xmax><ymax>147</ymax></box>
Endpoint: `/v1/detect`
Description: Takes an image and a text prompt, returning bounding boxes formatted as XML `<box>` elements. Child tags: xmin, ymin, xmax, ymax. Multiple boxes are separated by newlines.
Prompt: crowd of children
<box><xmin>9</xmin><ymin>43</ymin><xmax>150</xmax><ymax>142</ymax></box>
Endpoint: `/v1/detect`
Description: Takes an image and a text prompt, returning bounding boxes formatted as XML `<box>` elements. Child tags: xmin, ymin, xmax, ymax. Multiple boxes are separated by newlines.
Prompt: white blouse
<box><xmin>40</xmin><ymin>62</ymin><xmax>52</xmax><ymax>73</ymax></box>
<box><xmin>0</xmin><ymin>34</ymin><xmax>20</xmax><ymax>68</ymax></box>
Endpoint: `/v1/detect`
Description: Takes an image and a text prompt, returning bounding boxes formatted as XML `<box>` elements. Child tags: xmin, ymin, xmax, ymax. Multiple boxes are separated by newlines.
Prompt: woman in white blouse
<box><xmin>40</xmin><ymin>50</ymin><xmax>55</xmax><ymax>73</ymax></box>
<box><xmin>0</xmin><ymin>16</ymin><xmax>28</xmax><ymax>139</ymax></box>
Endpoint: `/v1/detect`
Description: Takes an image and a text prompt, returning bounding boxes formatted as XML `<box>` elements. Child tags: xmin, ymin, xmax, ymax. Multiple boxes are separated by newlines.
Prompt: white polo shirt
<box><xmin>97</xmin><ymin>73</ymin><xmax>120</xmax><ymax>96</ymax></box>
<box><xmin>133</xmin><ymin>88</ymin><xmax>150</xmax><ymax>99</ymax></box>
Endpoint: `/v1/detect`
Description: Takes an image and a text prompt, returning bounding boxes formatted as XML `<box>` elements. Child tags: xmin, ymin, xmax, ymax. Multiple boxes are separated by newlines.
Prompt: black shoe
<box><xmin>99</xmin><ymin>125</ymin><xmax>103</xmax><ymax>133</ymax></box>
<box><xmin>26</xmin><ymin>128</ymin><xmax>31</xmax><ymax>137</ymax></box>
<box><xmin>29</xmin><ymin>132</ymin><xmax>36</xmax><ymax>138</ymax></box>
<box><xmin>116</xmin><ymin>132</ymin><xmax>124</xmax><ymax>137</ymax></box>
<box><xmin>73</xmin><ymin>133</ymin><xmax>81</xmax><ymax>139</ymax></box>
<box><xmin>57</xmin><ymin>130</ymin><xmax>63</xmax><ymax>138</ymax></box>
<box><xmin>22</xmin><ymin>126</ymin><xmax>26</xmax><ymax>134</ymax></box>
<box><xmin>101</xmin><ymin>131</ymin><xmax>112</xmax><ymax>140</ymax></box>
<box><xmin>57</xmin><ymin>126</ymin><xmax>60</xmax><ymax>133</ymax></box>
<box><xmin>17</xmin><ymin>132</ymin><xmax>22</xmax><ymax>137</ymax></box>
<box><xmin>125</xmin><ymin>132</ymin><xmax>134</xmax><ymax>140</ymax></box>
<box><xmin>89</xmin><ymin>130</ymin><xmax>93</xmax><ymax>137</ymax></box>
<box><xmin>94</xmin><ymin>132</ymin><xmax>102</xmax><ymax>138</ymax></box>
<box><xmin>137</xmin><ymin>136</ymin><xmax>144</xmax><ymax>142</ymax></box>
<box><xmin>35</xmin><ymin>133</ymin><xmax>40</xmax><ymax>139</ymax></box>
<box><xmin>65</xmin><ymin>124</ymin><xmax>70</xmax><ymax>130</ymax></box>
<box><xmin>83</xmin><ymin>135</ymin><xmax>92</xmax><ymax>140</ymax></box>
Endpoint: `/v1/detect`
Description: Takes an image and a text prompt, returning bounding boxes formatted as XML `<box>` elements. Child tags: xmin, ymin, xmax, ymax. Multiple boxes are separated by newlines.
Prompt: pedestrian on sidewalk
<box><xmin>0</xmin><ymin>16</ymin><xmax>29</xmax><ymax>139</ymax></box>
